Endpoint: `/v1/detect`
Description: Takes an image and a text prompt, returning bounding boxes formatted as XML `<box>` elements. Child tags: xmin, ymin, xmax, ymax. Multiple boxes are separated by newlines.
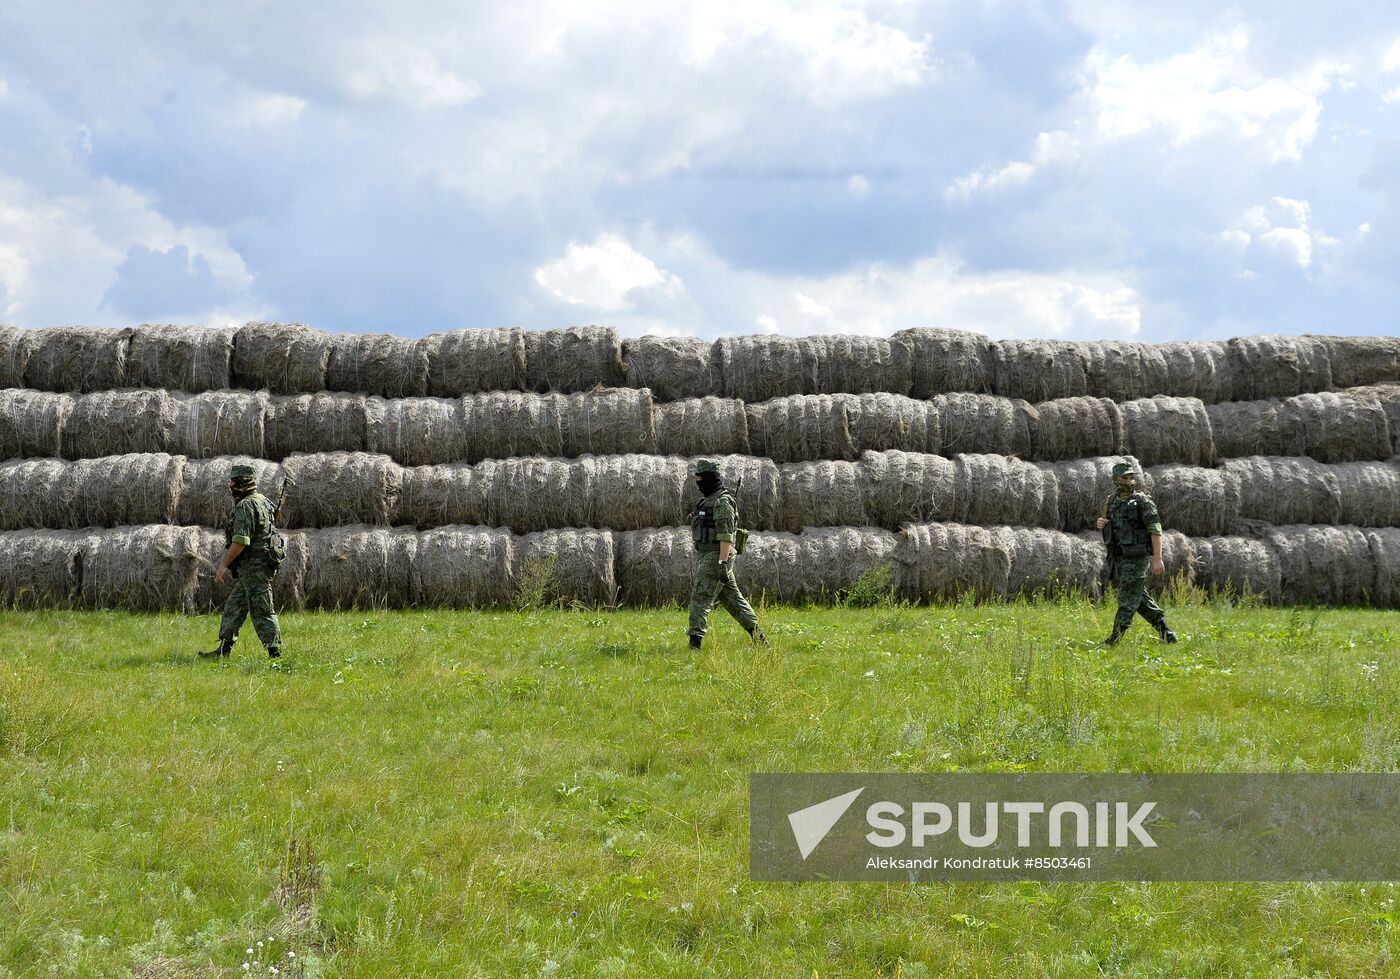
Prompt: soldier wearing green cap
<box><xmin>1096</xmin><ymin>460</ymin><xmax>1178</xmax><ymax>646</ymax></box>
<box><xmin>200</xmin><ymin>464</ymin><xmax>284</xmax><ymax>659</ymax></box>
<box><xmin>688</xmin><ymin>459</ymin><xmax>768</xmax><ymax>650</ymax></box>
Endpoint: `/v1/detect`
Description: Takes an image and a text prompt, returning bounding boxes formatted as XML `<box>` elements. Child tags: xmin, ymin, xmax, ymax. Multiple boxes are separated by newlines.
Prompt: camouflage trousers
<box><xmin>1112</xmin><ymin>555</ymin><xmax>1167</xmax><ymax>635</ymax></box>
<box><xmin>688</xmin><ymin>551</ymin><xmax>759</xmax><ymax>640</ymax></box>
<box><xmin>219</xmin><ymin>560</ymin><xmax>281</xmax><ymax>650</ymax></box>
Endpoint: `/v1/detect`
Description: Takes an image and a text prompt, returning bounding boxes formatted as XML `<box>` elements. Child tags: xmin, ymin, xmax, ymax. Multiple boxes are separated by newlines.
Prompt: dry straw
<box><xmin>895</xmin><ymin>523</ymin><xmax>1014</xmax><ymax>602</ymax></box>
<box><xmin>613</xmin><ymin>527</ymin><xmax>692</xmax><ymax>606</ymax></box>
<box><xmin>1348</xmin><ymin>384</ymin><xmax>1400</xmax><ymax>456</ymax></box>
<box><xmin>622</xmin><ymin>336</ymin><xmax>716</xmax><ymax>401</ymax></box>
<box><xmin>62</xmin><ymin>390</ymin><xmax>177</xmax><ymax>459</ymax></box>
<box><xmin>1220</xmin><ymin>456</ymin><xmax>1341</xmax><ymax>526</ymax></box>
<box><xmin>894</xmin><ymin>328</ymin><xmax>994</xmax><ymax>398</ymax></box>
<box><xmin>0</xmin><ymin>458</ymin><xmax>67</xmax><ymax>530</ymax></box>
<box><xmin>990</xmin><ymin>339</ymin><xmax>1088</xmax><ymax>402</ymax></box>
<box><xmin>475</xmin><ymin>456</ymin><xmax>592</xmax><ymax>530</ymax></box>
<box><xmin>125</xmin><ymin>325</ymin><xmax>234</xmax><ymax>392</ymax></box>
<box><xmin>264</xmin><ymin>392</ymin><xmax>373</xmax><ymax>459</ymax></box>
<box><xmin>860</xmin><ymin>449</ymin><xmax>956</xmax><ymax>529</ymax></box>
<box><xmin>739</xmin><ymin>526</ymin><xmax>898</xmax><ymax>605</ymax></box>
<box><xmin>1265</xmin><ymin>524</ymin><xmax>1376</xmax><ymax>606</ymax></box>
<box><xmin>805</xmin><ymin>336</ymin><xmax>913</xmax><ymax>396</ymax></box>
<box><xmin>655</xmin><ymin>397</ymin><xmax>749</xmax><ymax>457</ymax></box>
<box><xmin>1332</xmin><ymin>460</ymin><xmax>1400</xmax><ymax>527</ymax></box>
<box><xmin>577</xmin><ymin>454</ymin><xmax>689</xmax><ymax>531</ymax></box>
<box><xmin>936</xmin><ymin>392</ymin><xmax>1034</xmax><ymax>458</ymax></box>
<box><xmin>841</xmin><ymin>393</ymin><xmax>940</xmax><ymax>456</ymax></box>
<box><xmin>79</xmin><ymin>524</ymin><xmax>205</xmax><ymax>613</ymax></box>
<box><xmin>1119</xmin><ymin>396</ymin><xmax>1215</xmax><ymax>468</ymax></box>
<box><xmin>1191</xmin><ymin>536</ymin><xmax>1282</xmax><ymax>603</ymax></box>
<box><xmin>178</xmin><ymin>457</ymin><xmax>283</xmax><ymax>527</ymax></box>
<box><xmin>777</xmin><ymin>460</ymin><xmax>870</xmax><ymax>531</ymax></box>
<box><xmin>412</xmin><ymin>526</ymin><xmax>517</xmax><ymax>607</ymax></box>
<box><xmin>1077</xmin><ymin>342</ymin><xmax>1171</xmax><ymax>403</ymax></box>
<box><xmin>232</xmin><ymin>322</ymin><xmax>336</xmax><ymax>394</ymax></box>
<box><xmin>1365</xmin><ymin>528</ymin><xmax>1400</xmax><ymax>608</ymax></box>
<box><xmin>1226</xmin><ymin>335</ymin><xmax>1333</xmax><ymax>401</ymax></box>
<box><xmin>325</xmin><ymin>332</ymin><xmax>430</xmax><ymax>398</ymax></box>
<box><xmin>1008</xmin><ymin>528</ymin><xmax>1104</xmax><ymax>599</ymax></box>
<box><xmin>715</xmin><ymin>335</ymin><xmax>813</xmax><ymax>402</ymax></box>
<box><xmin>745</xmin><ymin>395</ymin><xmax>854</xmax><ymax>463</ymax></box>
<box><xmin>516</xmin><ymin>528</ymin><xmax>616</xmax><ymax>606</ymax></box>
<box><xmin>61</xmin><ymin>454</ymin><xmax>185</xmax><ymax>529</ymax></box>
<box><xmin>1157</xmin><ymin>340</ymin><xmax>1233</xmax><ymax>403</ymax></box>
<box><xmin>1327</xmin><ymin>337</ymin><xmax>1400</xmax><ymax>390</ymax></box>
<box><xmin>1037</xmin><ymin>456</ymin><xmax>1149</xmax><ymax>532</ymax></box>
<box><xmin>365</xmin><ymin>396</ymin><xmax>468</xmax><ymax>467</ymax></box>
<box><xmin>424</xmin><ymin>328</ymin><xmax>528</xmax><ymax>396</ymax></box>
<box><xmin>1145</xmin><ymin>463</ymin><xmax>1242</xmax><ymax>537</ymax></box>
<box><xmin>950</xmin><ymin>454</ymin><xmax>1060</xmax><ymax>529</ymax></box>
<box><xmin>0</xmin><ymin>325</ymin><xmax>37</xmax><ymax>389</ymax></box>
<box><xmin>301</xmin><ymin>525</ymin><xmax>417</xmax><ymax>609</ymax></box>
<box><xmin>196</xmin><ymin>526</ymin><xmax>309</xmax><ymax>613</ymax></box>
<box><xmin>0</xmin><ymin>389</ymin><xmax>73</xmax><ymax>458</ymax></box>
<box><xmin>1029</xmin><ymin>397</ymin><xmax>1123</xmax><ymax>461</ymax></box>
<box><xmin>281</xmin><ymin>452</ymin><xmax>402</xmax><ymax>528</ymax></box>
<box><xmin>167</xmin><ymin>390</ymin><xmax>268</xmax><ymax>459</ymax></box>
<box><xmin>1207</xmin><ymin>392</ymin><xmax>1392</xmax><ymax>463</ymax></box>
<box><xmin>0</xmin><ymin>529</ymin><xmax>85</xmax><ymax>609</ymax></box>
<box><xmin>463</xmin><ymin>389</ymin><xmax>655</xmax><ymax>461</ymax></box>
<box><xmin>22</xmin><ymin>326</ymin><xmax>132</xmax><ymax>393</ymax></box>
<box><xmin>523</xmin><ymin>327</ymin><xmax>625</xmax><ymax>393</ymax></box>
<box><xmin>398</xmin><ymin>462</ymin><xmax>482</xmax><ymax>529</ymax></box>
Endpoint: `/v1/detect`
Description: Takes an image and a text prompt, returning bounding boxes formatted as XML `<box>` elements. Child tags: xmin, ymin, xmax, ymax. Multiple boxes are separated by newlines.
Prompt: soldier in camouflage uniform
<box><xmin>200</xmin><ymin>464</ymin><xmax>283</xmax><ymax>659</ymax></box>
<box><xmin>1097</xmin><ymin>461</ymin><xmax>1178</xmax><ymax>646</ymax></box>
<box><xmin>688</xmin><ymin>460</ymin><xmax>769</xmax><ymax>650</ymax></box>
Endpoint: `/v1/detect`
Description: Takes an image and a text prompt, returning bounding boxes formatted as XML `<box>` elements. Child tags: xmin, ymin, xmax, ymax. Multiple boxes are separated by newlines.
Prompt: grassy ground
<box><xmin>2</xmin><ymin>590</ymin><xmax>1399</xmax><ymax>978</ymax></box>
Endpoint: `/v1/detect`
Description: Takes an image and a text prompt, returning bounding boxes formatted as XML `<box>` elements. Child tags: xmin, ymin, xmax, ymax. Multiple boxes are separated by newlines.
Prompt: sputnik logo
<box><xmin>787</xmin><ymin>787</ymin><xmax>864</xmax><ymax>859</ymax></box>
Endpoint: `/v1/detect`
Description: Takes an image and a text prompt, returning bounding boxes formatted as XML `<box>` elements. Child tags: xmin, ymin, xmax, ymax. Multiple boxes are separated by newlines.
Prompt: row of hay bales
<box><xmin>3</xmin><ymin>521</ymin><xmax>1396</xmax><ymax>612</ymax></box>
<box><xmin>3</xmin><ymin>384</ymin><xmax>1396</xmax><ymax>468</ymax></box>
<box><xmin>3</xmin><ymin>323</ymin><xmax>1398</xmax><ymax>403</ymax></box>
<box><xmin>5</xmin><ymin>450</ymin><xmax>1398</xmax><ymax>539</ymax></box>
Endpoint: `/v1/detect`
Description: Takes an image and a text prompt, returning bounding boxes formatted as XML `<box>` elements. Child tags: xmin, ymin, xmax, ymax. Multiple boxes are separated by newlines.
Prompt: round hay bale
<box><xmin>125</xmin><ymin>324</ymin><xmax>235</xmax><ymax>392</ymax></box>
<box><xmin>777</xmin><ymin>460</ymin><xmax>870</xmax><ymax>532</ymax></box>
<box><xmin>167</xmin><ymin>390</ymin><xmax>268</xmax><ymax>459</ymax></box>
<box><xmin>894</xmin><ymin>328</ymin><xmax>994</xmax><ymax>398</ymax></box>
<box><xmin>805</xmin><ymin>335</ymin><xmax>914</xmax><ymax>396</ymax></box>
<box><xmin>840</xmin><ymin>393</ymin><xmax>940</xmax><ymax>456</ymax></box>
<box><xmin>0</xmin><ymin>325</ymin><xmax>37</xmax><ymax>389</ymax></box>
<box><xmin>0</xmin><ymin>528</ymin><xmax>85</xmax><ymax>608</ymax></box>
<box><xmin>656</xmin><ymin>397</ymin><xmax>749</xmax><ymax>457</ymax></box>
<box><xmin>425</xmin><ymin>328</ymin><xmax>527</xmax><ymax>396</ymax></box>
<box><xmin>1364</xmin><ymin>528</ymin><xmax>1400</xmax><ymax>608</ymax></box>
<box><xmin>1120</xmin><ymin>396</ymin><xmax>1215</xmax><ymax>467</ymax></box>
<box><xmin>1265</xmin><ymin>525</ymin><xmax>1376</xmax><ymax>606</ymax></box>
<box><xmin>57</xmin><ymin>453</ymin><xmax>185</xmax><ymax>529</ymax></box>
<box><xmin>613</xmin><ymin>526</ymin><xmax>693</xmax><ymax>606</ymax></box>
<box><xmin>302</xmin><ymin>525</ymin><xmax>416</xmax><ymax>609</ymax></box>
<box><xmin>1191</xmin><ymin>536</ymin><xmax>1282</xmax><ymax>603</ymax></box>
<box><xmin>704</xmin><ymin>455</ymin><xmax>783</xmax><ymax>532</ymax></box>
<box><xmin>950</xmin><ymin>454</ymin><xmax>1059</xmax><ymax>528</ymax></box>
<box><xmin>325</xmin><ymin>331</ymin><xmax>430</xmax><ymax>398</ymax></box>
<box><xmin>202</xmin><ymin>526</ymin><xmax>312</xmax><ymax>613</ymax></box>
<box><xmin>1077</xmin><ymin>342</ymin><xmax>1170</xmax><ymax>402</ymax></box>
<box><xmin>22</xmin><ymin>326</ymin><xmax>132</xmax><ymax>393</ymax></box>
<box><xmin>0</xmin><ymin>389</ymin><xmax>74</xmax><ymax>458</ymax></box>
<box><xmin>80</xmin><ymin>524</ymin><xmax>205</xmax><ymax>612</ymax></box>
<box><xmin>622</xmin><ymin>336</ymin><xmax>717</xmax><ymax>401</ymax></box>
<box><xmin>894</xmin><ymin>522</ymin><xmax>1014</xmax><ymax>603</ymax></box>
<box><xmin>1349</xmin><ymin>384</ymin><xmax>1400</xmax><ymax>455</ymax></box>
<box><xmin>1226</xmin><ymin>335</ymin><xmax>1333</xmax><ymax>401</ymax></box>
<box><xmin>1151</xmin><ymin>530</ymin><xmax>1197</xmax><ymax>594</ymax></box>
<box><xmin>578</xmin><ymin>455</ymin><xmax>689</xmax><ymax>531</ymax></box>
<box><xmin>1209</xmin><ymin>394</ymin><xmax>1391</xmax><ymax>463</ymax></box>
<box><xmin>177</xmin><ymin>457</ymin><xmax>283</xmax><ymax>527</ymax></box>
<box><xmin>365</xmin><ymin>396</ymin><xmax>468</xmax><ymax>466</ymax></box>
<box><xmin>0</xmin><ymin>458</ymin><xmax>66</xmax><ymax>530</ymax></box>
<box><xmin>398</xmin><ymin>462</ymin><xmax>484</xmax><ymax>529</ymax></box>
<box><xmin>935</xmin><ymin>392</ymin><xmax>1034</xmax><ymax>458</ymax></box>
<box><xmin>860</xmin><ymin>450</ymin><xmax>956</xmax><ymax>529</ymax></box>
<box><xmin>524</xmin><ymin>327</ymin><xmax>624</xmax><ymax>393</ymax></box>
<box><xmin>264</xmin><ymin>393</ymin><xmax>371</xmax><ymax>460</ymax></box>
<box><xmin>715</xmin><ymin>335</ymin><xmax>813</xmax><ymax>402</ymax></box>
<box><xmin>990</xmin><ymin>339</ymin><xmax>1088</xmax><ymax>401</ymax></box>
<box><xmin>1333</xmin><ymin>460</ymin><xmax>1400</xmax><ymax>527</ymax></box>
<box><xmin>561</xmin><ymin>388</ymin><xmax>656</xmax><ymax>457</ymax></box>
<box><xmin>281</xmin><ymin>452</ymin><xmax>402</xmax><ymax>528</ymax></box>
<box><xmin>515</xmin><ymin>528</ymin><xmax>616</xmax><ymax>607</ymax></box>
<box><xmin>1323</xmin><ymin>336</ymin><xmax>1400</xmax><ymax>390</ymax></box>
<box><xmin>232</xmin><ymin>322</ymin><xmax>335</xmax><ymax>394</ymax></box>
<box><xmin>1158</xmin><ymin>340</ymin><xmax>1233</xmax><ymax>402</ymax></box>
<box><xmin>1220</xmin><ymin>456</ymin><xmax>1341</xmax><ymax>526</ymax></box>
<box><xmin>463</xmin><ymin>391</ymin><xmax>565</xmax><ymax>461</ymax></box>
<box><xmin>62</xmin><ymin>390</ymin><xmax>176</xmax><ymax>459</ymax></box>
<box><xmin>1037</xmin><ymin>456</ymin><xmax>1150</xmax><ymax>532</ymax></box>
<box><xmin>412</xmin><ymin>526</ymin><xmax>517</xmax><ymax>608</ymax></box>
<box><xmin>740</xmin><ymin>526</ymin><xmax>898</xmax><ymax>605</ymax></box>
<box><xmin>1144</xmin><ymin>464</ymin><xmax>1242</xmax><ymax>537</ymax></box>
<box><xmin>1009</xmin><ymin>528</ymin><xmax>1103</xmax><ymax>599</ymax></box>
<box><xmin>473</xmin><ymin>456</ymin><xmax>590</xmax><ymax>531</ymax></box>
<box><xmin>745</xmin><ymin>395</ymin><xmax>854</xmax><ymax>463</ymax></box>
<box><xmin>1029</xmin><ymin>396</ymin><xmax>1123</xmax><ymax>461</ymax></box>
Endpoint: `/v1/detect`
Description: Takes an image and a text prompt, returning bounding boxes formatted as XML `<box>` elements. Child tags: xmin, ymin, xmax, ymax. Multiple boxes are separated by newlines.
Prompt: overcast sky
<box><xmin>1</xmin><ymin>1</ymin><xmax>1398</xmax><ymax>342</ymax></box>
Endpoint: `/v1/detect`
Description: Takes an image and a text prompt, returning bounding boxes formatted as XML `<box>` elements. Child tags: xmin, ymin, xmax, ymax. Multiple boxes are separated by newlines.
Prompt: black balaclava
<box><xmin>696</xmin><ymin>472</ymin><xmax>723</xmax><ymax>496</ymax></box>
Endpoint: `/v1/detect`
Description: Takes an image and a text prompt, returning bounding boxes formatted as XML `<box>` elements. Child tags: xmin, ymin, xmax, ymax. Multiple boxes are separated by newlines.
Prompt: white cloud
<box><xmin>1223</xmin><ymin>196</ymin><xmax>1340</xmax><ymax>272</ymax></box>
<box><xmin>1382</xmin><ymin>38</ymin><xmax>1400</xmax><ymax>73</ymax></box>
<box><xmin>534</xmin><ymin>233</ymin><xmax>685</xmax><ymax>310</ymax></box>
<box><xmin>240</xmin><ymin>94</ymin><xmax>307</xmax><ymax>126</ymax></box>
<box><xmin>1085</xmin><ymin>28</ymin><xmax>1344</xmax><ymax>161</ymax></box>
<box><xmin>346</xmin><ymin>47</ymin><xmax>481</xmax><ymax>108</ymax></box>
<box><xmin>0</xmin><ymin>78</ymin><xmax>8</xmax><ymax>98</ymax></box>
<box><xmin>1384</xmin><ymin>86</ymin><xmax>1400</xmax><ymax>105</ymax></box>
<box><xmin>945</xmin><ymin>130</ymin><xmax>1079</xmax><ymax>202</ymax></box>
<box><xmin>846</xmin><ymin>174</ymin><xmax>871</xmax><ymax>199</ymax></box>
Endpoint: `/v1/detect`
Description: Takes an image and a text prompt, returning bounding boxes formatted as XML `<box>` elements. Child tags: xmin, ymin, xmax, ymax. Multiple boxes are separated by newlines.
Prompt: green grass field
<box><xmin>2</xmin><ymin>591</ymin><xmax>1399</xmax><ymax>977</ymax></box>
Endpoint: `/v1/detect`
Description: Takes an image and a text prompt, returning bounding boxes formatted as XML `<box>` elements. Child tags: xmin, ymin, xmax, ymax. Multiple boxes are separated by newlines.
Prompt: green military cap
<box><xmin>229</xmin><ymin>463</ymin><xmax>258</xmax><ymax>487</ymax></box>
<box><xmin>1111</xmin><ymin>461</ymin><xmax>1138</xmax><ymax>478</ymax></box>
<box><xmin>694</xmin><ymin>460</ymin><xmax>721</xmax><ymax>475</ymax></box>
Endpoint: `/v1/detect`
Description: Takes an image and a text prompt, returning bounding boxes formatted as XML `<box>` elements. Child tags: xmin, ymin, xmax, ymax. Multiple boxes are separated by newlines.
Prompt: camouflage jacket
<box><xmin>690</xmin><ymin>488</ymin><xmax>737</xmax><ymax>551</ymax></box>
<box><xmin>1103</xmin><ymin>491</ymin><xmax>1163</xmax><ymax>558</ymax></box>
<box><xmin>225</xmin><ymin>492</ymin><xmax>277</xmax><ymax>559</ymax></box>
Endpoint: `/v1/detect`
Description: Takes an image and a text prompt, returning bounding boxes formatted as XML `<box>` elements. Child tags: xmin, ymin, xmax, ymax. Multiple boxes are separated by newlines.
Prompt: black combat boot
<box><xmin>267</xmin><ymin>645</ymin><xmax>282</xmax><ymax>659</ymax></box>
<box><xmin>748</xmin><ymin>627</ymin><xmax>771</xmax><ymax>647</ymax></box>
<box><xmin>689</xmin><ymin>635</ymin><xmax>703</xmax><ymax>650</ymax></box>
<box><xmin>1101</xmin><ymin>626</ymin><xmax>1125</xmax><ymax>647</ymax></box>
<box><xmin>1156</xmin><ymin>622</ymin><xmax>1179</xmax><ymax>644</ymax></box>
<box><xmin>198</xmin><ymin>639</ymin><xmax>234</xmax><ymax>659</ymax></box>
